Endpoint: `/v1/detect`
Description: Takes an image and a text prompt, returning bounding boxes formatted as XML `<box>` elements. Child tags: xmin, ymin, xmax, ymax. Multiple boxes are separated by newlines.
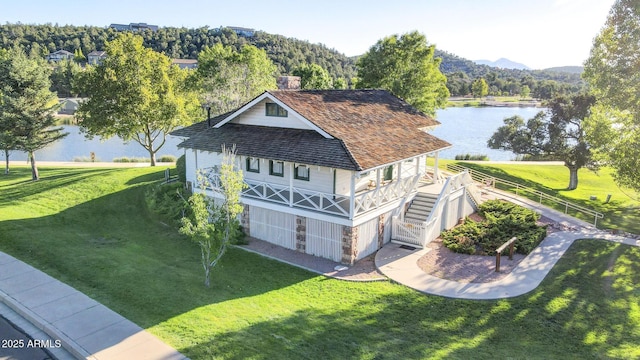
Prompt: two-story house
<box><xmin>46</xmin><ymin>50</ymin><xmax>74</xmax><ymax>62</ymax></box>
<box><xmin>87</xmin><ymin>51</ymin><xmax>107</xmax><ymax>65</ymax></box>
<box><xmin>172</xmin><ymin>78</ymin><xmax>478</xmax><ymax>265</ymax></box>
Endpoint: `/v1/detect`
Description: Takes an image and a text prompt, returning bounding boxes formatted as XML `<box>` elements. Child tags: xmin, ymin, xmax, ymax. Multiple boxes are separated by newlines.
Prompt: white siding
<box><xmin>382</xmin><ymin>211</ymin><xmax>392</xmax><ymax>243</ymax></box>
<box><xmin>185</xmin><ymin>149</ymin><xmax>196</xmax><ymax>185</ymax></box>
<box><xmin>306</xmin><ymin>218</ymin><xmax>343</xmax><ymax>262</ymax></box>
<box><xmin>335</xmin><ymin>169</ymin><xmax>353</xmax><ymax>196</ymax></box>
<box><xmin>249</xmin><ymin>207</ymin><xmax>296</xmax><ymax>250</ymax></box>
<box><xmin>243</xmin><ymin>159</ymin><xmax>335</xmax><ymax>194</ymax></box>
<box><xmin>230</xmin><ymin>98</ymin><xmax>313</xmax><ymax>130</ymax></box>
<box><xmin>356</xmin><ymin>217</ymin><xmax>380</xmax><ymax>260</ymax></box>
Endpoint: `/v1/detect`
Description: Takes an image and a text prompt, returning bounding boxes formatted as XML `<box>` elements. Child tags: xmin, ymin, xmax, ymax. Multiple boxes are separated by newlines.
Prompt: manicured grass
<box><xmin>448</xmin><ymin>162</ymin><xmax>640</xmax><ymax>234</ymax></box>
<box><xmin>1</xmin><ymin>167</ymin><xmax>639</xmax><ymax>359</ymax></box>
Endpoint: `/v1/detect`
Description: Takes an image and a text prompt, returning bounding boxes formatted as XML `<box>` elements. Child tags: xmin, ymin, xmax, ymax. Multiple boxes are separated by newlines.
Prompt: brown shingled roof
<box><xmin>171</xmin><ymin>90</ymin><xmax>451</xmax><ymax>171</ymax></box>
<box><xmin>269</xmin><ymin>90</ymin><xmax>450</xmax><ymax>170</ymax></box>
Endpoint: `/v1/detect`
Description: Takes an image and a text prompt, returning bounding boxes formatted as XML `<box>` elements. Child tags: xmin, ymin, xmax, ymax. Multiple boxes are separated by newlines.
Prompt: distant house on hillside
<box><xmin>227</xmin><ymin>26</ymin><xmax>255</xmax><ymax>37</ymax></box>
<box><xmin>109</xmin><ymin>23</ymin><xmax>159</xmax><ymax>32</ymax></box>
<box><xmin>47</xmin><ymin>50</ymin><xmax>74</xmax><ymax>62</ymax></box>
<box><xmin>171</xmin><ymin>76</ymin><xmax>479</xmax><ymax>265</ymax></box>
<box><xmin>87</xmin><ymin>51</ymin><xmax>107</xmax><ymax>65</ymax></box>
<box><xmin>58</xmin><ymin>98</ymin><xmax>81</xmax><ymax>114</ymax></box>
<box><xmin>172</xmin><ymin>59</ymin><xmax>198</xmax><ymax>69</ymax></box>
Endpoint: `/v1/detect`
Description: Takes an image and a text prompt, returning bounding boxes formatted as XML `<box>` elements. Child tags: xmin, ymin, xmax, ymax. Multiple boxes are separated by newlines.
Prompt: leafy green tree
<box><xmin>488</xmin><ymin>94</ymin><xmax>597</xmax><ymax>190</ymax></box>
<box><xmin>520</xmin><ymin>85</ymin><xmax>531</xmax><ymax>99</ymax></box>
<box><xmin>356</xmin><ymin>31</ymin><xmax>450</xmax><ymax>116</ymax></box>
<box><xmin>180</xmin><ymin>146</ymin><xmax>245</xmax><ymax>287</ymax></box>
<box><xmin>196</xmin><ymin>43</ymin><xmax>277</xmax><ymax>114</ymax></box>
<box><xmin>333</xmin><ymin>77</ymin><xmax>348</xmax><ymax>89</ymax></box>
<box><xmin>75</xmin><ymin>33</ymin><xmax>199</xmax><ymax>166</ymax></box>
<box><xmin>292</xmin><ymin>63</ymin><xmax>333</xmax><ymax>89</ymax></box>
<box><xmin>73</xmin><ymin>48</ymin><xmax>86</xmax><ymax>63</ymax></box>
<box><xmin>472</xmin><ymin>78</ymin><xmax>489</xmax><ymax>98</ymax></box>
<box><xmin>0</xmin><ymin>47</ymin><xmax>67</xmax><ymax>180</ymax></box>
<box><xmin>583</xmin><ymin>0</ymin><xmax>640</xmax><ymax>191</ymax></box>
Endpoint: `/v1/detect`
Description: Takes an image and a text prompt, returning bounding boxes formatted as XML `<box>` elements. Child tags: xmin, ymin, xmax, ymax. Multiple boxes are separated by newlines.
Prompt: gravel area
<box><xmin>417</xmin><ymin>238</ymin><xmax>525</xmax><ymax>283</ymax></box>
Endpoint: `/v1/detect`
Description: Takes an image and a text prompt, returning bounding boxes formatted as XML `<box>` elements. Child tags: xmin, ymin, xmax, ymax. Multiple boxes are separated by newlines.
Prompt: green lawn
<box><xmin>446</xmin><ymin>162</ymin><xmax>640</xmax><ymax>234</ymax></box>
<box><xmin>1</xmin><ymin>166</ymin><xmax>639</xmax><ymax>359</ymax></box>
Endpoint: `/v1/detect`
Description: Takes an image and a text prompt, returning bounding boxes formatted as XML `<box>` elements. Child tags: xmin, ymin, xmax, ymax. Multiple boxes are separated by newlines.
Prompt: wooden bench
<box><xmin>495</xmin><ymin>237</ymin><xmax>517</xmax><ymax>272</ymax></box>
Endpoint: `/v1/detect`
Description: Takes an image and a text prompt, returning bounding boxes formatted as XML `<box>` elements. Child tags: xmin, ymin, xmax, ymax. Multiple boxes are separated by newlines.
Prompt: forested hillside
<box><xmin>0</xmin><ymin>23</ymin><xmax>583</xmax><ymax>97</ymax></box>
<box><xmin>0</xmin><ymin>24</ymin><xmax>357</xmax><ymax>81</ymax></box>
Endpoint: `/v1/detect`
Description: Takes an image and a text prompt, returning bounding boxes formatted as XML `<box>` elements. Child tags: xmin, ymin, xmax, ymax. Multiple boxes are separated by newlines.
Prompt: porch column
<box><xmin>395</xmin><ymin>161</ymin><xmax>402</xmax><ymax>192</ymax></box>
<box><xmin>349</xmin><ymin>172</ymin><xmax>356</xmax><ymax>219</ymax></box>
<box><xmin>289</xmin><ymin>162</ymin><xmax>294</xmax><ymax>207</ymax></box>
<box><xmin>434</xmin><ymin>152</ymin><xmax>440</xmax><ymax>181</ymax></box>
<box><xmin>376</xmin><ymin>168</ymin><xmax>381</xmax><ymax>207</ymax></box>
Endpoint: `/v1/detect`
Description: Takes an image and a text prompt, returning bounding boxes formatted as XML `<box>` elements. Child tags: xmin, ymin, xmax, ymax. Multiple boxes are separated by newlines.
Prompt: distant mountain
<box><xmin>543</xmin><ymin>66</ymin><xmax>583</xmax><ymax>74</ymax></box>
<box><xmin>473</xmin><ymin>58</ymin><xmax>531</xmax><ymax>70</ymax></box>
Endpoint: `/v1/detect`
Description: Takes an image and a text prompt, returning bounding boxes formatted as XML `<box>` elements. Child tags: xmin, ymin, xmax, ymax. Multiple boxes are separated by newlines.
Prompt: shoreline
<box><xmin>447</xmin><ymin>97</ymin><xmax>543</xmax><ymax>108</ymax></box>
<box><xmin>5</xmin><ymin>161</ymin><xmax>176</xmax><ymax>168</ymax></box>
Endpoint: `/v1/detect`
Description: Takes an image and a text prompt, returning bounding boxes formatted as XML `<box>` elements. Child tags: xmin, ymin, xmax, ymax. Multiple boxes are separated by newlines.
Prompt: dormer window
<box><xmin>266</xmin><ymin>103</ymin><xmax>288</xmax><ymax>117</ymax></box>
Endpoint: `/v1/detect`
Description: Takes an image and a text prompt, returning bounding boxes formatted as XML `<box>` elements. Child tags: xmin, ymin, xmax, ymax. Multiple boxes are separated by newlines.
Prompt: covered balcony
<box><xmin>201</xmin><ymin>167</ymin><xmax>426</xmax><ymax>220</ymax></box>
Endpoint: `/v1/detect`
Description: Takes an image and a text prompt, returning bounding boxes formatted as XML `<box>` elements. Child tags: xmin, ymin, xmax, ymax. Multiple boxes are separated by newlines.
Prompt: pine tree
<box><xmin>0</xmin><ymin>47</ymin><xmax>67</xmax><ymax>180</ymax></box>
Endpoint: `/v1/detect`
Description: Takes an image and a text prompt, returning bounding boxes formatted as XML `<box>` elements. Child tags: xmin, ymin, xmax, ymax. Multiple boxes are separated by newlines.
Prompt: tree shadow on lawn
<box><xmin>0</xmin><ymin>167</ymin><xmax>119</xmax><ymax>203</ymax></box>
<box><xmin>0</xmin><ymin>179</ymin><xmax>317</xmax><ymax>330</ymax></box>
<box><xmin>179</xmin><ymin>240</ymin><xmax>640</xmax><ymax>360</ymax></box>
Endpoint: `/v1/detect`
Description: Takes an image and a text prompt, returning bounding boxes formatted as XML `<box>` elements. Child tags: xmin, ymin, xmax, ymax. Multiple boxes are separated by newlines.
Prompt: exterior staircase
<box><xmin>404</xmin><ymin>192</ymin><xmax>439</xmax><ymax>222</ymax></box>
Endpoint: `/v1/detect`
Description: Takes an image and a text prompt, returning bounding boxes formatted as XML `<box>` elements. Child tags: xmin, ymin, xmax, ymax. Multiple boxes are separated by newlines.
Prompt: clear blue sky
<box><xmin>1</xmin><ymin>0</ymin><xmax>615</xmax><ymax>69</ymax></box>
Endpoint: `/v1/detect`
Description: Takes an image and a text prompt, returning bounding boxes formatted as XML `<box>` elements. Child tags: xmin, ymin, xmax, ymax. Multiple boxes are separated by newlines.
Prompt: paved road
<box><xmin>0</xmin><ymin>315</ymin><xmax>53</xmax><ymax>360</ymax></box>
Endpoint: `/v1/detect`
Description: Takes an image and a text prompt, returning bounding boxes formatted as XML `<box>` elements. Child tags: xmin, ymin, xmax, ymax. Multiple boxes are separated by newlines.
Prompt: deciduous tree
<box><xmin>472</xmin><ymin>78</ymin><xmax>488</xmax><ymax>98</ymax></box>
<box><xmin>488</xmin><ymin>94</ymin><xmax>597</xmax><ymax>190</ymax></box>
<box><xmin>180</xmin><ymin>146</ymin><xmax>245</xmax><ymax>287</ymax></box>
<box><xmin>583</xmin><ymin>0</ymin><xmax>640</xmax><ymax>191</ymax></box>
<box><xmin>75</xmin><ymin>33</ymin><xmax>199</xmax><ymax>166</ymax></box>
<box><xmin>356</xmin><ymin>31</ymin><xmax>450</xmax><ymax>116</ymax></box>
<box><xmin>0</xmin><ymin>47</ymin><xmax>67</xmax><ymax>180</ymax></box>
<box><xmin>292</xmin><ymin>63</ymin><xmax>333</xmax><ymax>89</ymax></box>
<box><xmin>196</xmin><ymin>43</ymin><xmax>277</xmax><ymax>115</ymax></box>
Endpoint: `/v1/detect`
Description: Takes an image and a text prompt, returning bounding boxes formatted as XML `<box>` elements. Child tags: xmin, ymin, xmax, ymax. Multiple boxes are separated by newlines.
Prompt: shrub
<box><xmin>73</xmin><ymin>156</ymin><xmax>101</xmax><ymax>162</ymax></box>
<box><xmin>441</xmin><ymin>200</ymin><xmax>547</xmax><ymax>255</ymax></box>
<box><xmin>158</xmin><ymin>155</ymin><xmax>177</xmax><ymax>163</ymax></box>
<box><xmin>454</xmin><ymin>154</ymin><xmax>489</xmax><ymax>161</ymax></box>
<box><xmin>113</xmin><ymin>156</ymin><xmax>151</xmax><ymax>163</ymax></box>
<box><xmin>176</xmin><ymin>155</ymin><xmax>186</xmax><ymax>184</ymax></box>
<box><xmin>145</xmin><ymin>182</ymin><xmax>188</xmax><ymax>225</ymax></box>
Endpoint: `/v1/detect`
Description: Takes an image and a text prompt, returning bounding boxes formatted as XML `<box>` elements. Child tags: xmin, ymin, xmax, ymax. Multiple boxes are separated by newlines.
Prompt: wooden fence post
<box><xmin>495</xmin><ymin>237</ymin><xmax>517</xmax><ymax>272</ymax></box>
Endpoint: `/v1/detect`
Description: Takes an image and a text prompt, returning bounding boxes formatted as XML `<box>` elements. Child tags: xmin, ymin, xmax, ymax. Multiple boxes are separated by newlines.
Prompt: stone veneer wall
<box><xmin>295</xmin><ymin>215</ymin><xmax>307</xmax><ymax>253</ymax></box>
<box><xmin>378</xmin><ymin>213</ymin><xmax>386</xmax><ymax>248</ymax></box>
<box><xmin>240</xmin><ymin>205</ymin><xmax>250</xmax><ymax>237</ymax></box>
<box><xmin>341</xmin><ymin>226</ymin><xmax>359</xmax><ymax>265</ymax></box>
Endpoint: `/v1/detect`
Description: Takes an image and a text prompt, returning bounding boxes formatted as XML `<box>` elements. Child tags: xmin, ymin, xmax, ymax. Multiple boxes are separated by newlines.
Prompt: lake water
<box><xmin>432</xmin><ymin>106</ymin><xmax>543</xmax><ymax>161</ymax></box>
<box><xmin>3</xmin><ymin>106</ymin><xmax>544</xmax><ymax>162</ymax></box>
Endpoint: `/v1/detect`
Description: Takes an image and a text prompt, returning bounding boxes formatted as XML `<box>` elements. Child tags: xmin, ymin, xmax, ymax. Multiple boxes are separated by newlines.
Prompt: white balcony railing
<box><xmin>201</xmin><ymin>169</ymin><xmax>421</xmax><ymax>219</ymax></box>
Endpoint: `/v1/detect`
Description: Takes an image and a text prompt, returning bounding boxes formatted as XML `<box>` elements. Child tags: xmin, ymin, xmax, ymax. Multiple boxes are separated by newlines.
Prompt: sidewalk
<box><xmin>0</xmin><ymin>252</ymin><xmax>187</xmax><ymax>360</ymax></box>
